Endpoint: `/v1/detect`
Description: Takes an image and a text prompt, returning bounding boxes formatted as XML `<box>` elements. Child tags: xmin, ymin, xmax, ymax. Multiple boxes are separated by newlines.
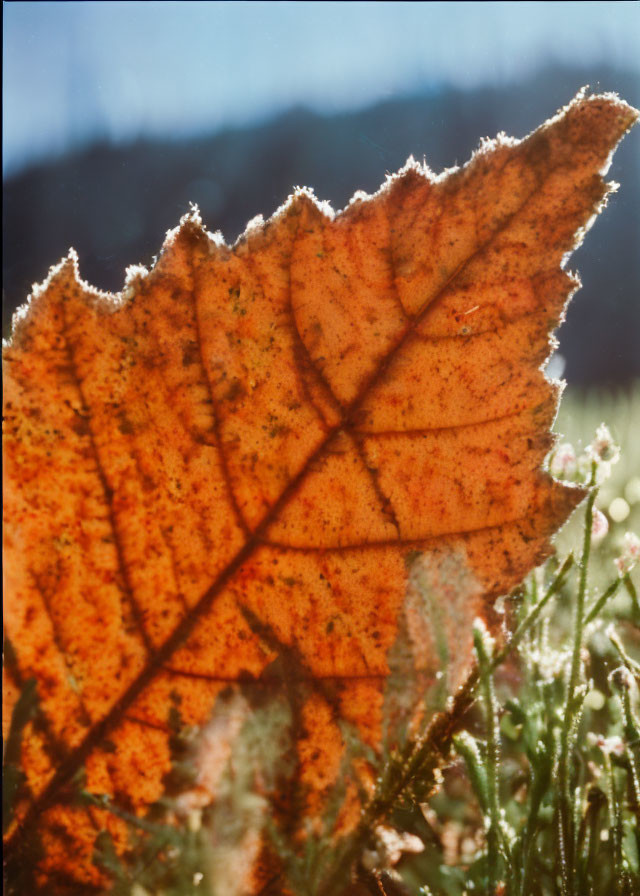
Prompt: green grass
<box><xmin>392</xmin><ymin>384</ymin><xmax>640</xmax><ymax>895</ymax></box>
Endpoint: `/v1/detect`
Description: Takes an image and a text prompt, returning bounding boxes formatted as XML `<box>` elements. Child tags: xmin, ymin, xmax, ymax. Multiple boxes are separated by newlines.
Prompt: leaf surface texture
<box><xmin>3</xmin><ymin>91</ymin><xmax>637</xmax><ymax>890</ymax></box>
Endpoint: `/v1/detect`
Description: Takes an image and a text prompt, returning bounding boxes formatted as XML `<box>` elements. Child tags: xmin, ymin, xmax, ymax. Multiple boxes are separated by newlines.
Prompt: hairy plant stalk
<box><xmin>474</xmin><ymin>624</ymin><xmax>502</xmax><ymax>894</ymax></box>
<box><xmin>556</xmin><ymin>476</ymin><xmax>597</xmax><ymax>896</ymax></box>
<box><xmin>584</xmin><ymin>578</ymin><xmax>623</xmax><ymax>625</ymax></box>
<box><xmin>493</xmin><ymin>554</ymin><xmax>574</xmax><ymax>671</ymax></box>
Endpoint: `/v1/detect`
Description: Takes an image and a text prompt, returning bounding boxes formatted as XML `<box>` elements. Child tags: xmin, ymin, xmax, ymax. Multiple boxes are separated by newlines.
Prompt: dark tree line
<box><xmin>4</xmin><ymin>64</ymin><xmax>638</xmax><ymax>386</ymax></box>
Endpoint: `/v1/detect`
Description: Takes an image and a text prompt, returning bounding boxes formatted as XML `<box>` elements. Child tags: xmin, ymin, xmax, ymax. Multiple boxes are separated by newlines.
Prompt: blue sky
<box><xmin>3</xmin><ymin>1</ymin><xmax>639</xmax><ymax>176</ymax></box>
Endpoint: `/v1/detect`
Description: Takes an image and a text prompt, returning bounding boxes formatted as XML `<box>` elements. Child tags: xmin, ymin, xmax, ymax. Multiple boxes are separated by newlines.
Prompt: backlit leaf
<box><xmin>2</xmin><ymin>90</ymin><xmax>637</xmax><ymax>892</ymax></box>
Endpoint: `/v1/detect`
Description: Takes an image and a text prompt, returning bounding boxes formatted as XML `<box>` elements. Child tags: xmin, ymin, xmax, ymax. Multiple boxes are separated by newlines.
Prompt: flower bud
<box><xmin>614</xmin><ymin>531</ymin><xmax>640</xmax><ymax>576</ymax></box>
<box><xmin>591</xmin><ymin>508</ymin><xmax>609</xmax><ymax>545</ymax></box>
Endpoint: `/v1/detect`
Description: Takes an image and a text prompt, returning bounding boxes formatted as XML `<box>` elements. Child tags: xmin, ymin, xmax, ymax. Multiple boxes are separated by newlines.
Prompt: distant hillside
<box><xmin>4</xmin><ymin>64</ymin><xmax>638</xmax><ymax>385</ymax></box>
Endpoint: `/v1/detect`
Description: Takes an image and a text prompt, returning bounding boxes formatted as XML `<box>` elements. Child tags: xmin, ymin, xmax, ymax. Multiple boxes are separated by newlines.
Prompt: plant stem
<box><xmin>474</xmin><ymin>625</ymin><xmax>502</xmax><ymax>894</ymax></box>
<box><xmin>584</xmin><ymin>578</ymin><xmax>622</xmax><ymax>625</ymax></box>
<box><xmin>491</xmin><ymin>554</ymin><xmax>574</xmax><ymax>673</ymax></box>
<box><xmin>556</xmin><ymin>479</ymin><xmax>597</xmax><ymax>896</ymax></box>
<box><xmin>569</xmin><ymin>485</ymin><xmax>596</xmax><ymax>707</ymax></box>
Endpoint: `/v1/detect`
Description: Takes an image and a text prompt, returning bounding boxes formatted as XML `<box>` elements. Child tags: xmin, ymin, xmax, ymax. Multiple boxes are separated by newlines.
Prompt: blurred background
<box><xmin>3</xmin><ymin>1</ymin><xmax>639</xmax><ymax>388</ymax></box>
<box><xmin>4</xmin><ymin>13</ymin><xmax>640</xmax><ymax>887</ymax></box>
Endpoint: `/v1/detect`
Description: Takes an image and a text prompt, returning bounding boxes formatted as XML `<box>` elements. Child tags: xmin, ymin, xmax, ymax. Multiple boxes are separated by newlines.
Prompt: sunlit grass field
<box><xmin>554</xmin><ymin>385</ymin><xmax>640</xmax><ymax>588</ymax></box>
<box><xmin>398</xmin><ymin>385</ymin><xmax>640</xmax><ymax>895</ymax></box>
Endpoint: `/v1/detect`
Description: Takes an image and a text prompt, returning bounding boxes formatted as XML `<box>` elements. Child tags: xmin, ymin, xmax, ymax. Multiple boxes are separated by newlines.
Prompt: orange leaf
<box><xmin>3</xmin><ymin>91</ymin><xmax>637</xmax><ymax>892</ymax></box>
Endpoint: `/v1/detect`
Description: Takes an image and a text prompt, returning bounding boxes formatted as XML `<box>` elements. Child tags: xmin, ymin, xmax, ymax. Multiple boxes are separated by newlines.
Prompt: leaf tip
<box><xmin>561</xmin><ymin>87</ymin><xmax>639</xmax><ymax>161</ymax></box>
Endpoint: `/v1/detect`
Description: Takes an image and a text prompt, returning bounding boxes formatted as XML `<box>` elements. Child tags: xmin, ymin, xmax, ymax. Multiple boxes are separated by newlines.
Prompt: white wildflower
<box><xmin>592</xmin><ymin>734</ymin><xmax>625</xmax><ymax>757</ymax></box>
<box><xmin>572</xmin><ymin>424</ymin><xmax>621</xmax><ymax>485</ymax></box>
<box><xmin>591</xmin><ymin>508</ymin><xmax>609</xmax><ymax>545</ymax></box>
<box><xmin>614</xmin><ymin>531</ymin><xmax>640</xmax><ymax>576</ymax></box>
<box><xmin>588</xmin><ymin>423</ymin><xmax>620</xmax><ymax>465</ymax></box>
<box><xmin>549</xmin><ymin>442</ymin><xmax>577</xmax><ymax>480</ymax></box>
